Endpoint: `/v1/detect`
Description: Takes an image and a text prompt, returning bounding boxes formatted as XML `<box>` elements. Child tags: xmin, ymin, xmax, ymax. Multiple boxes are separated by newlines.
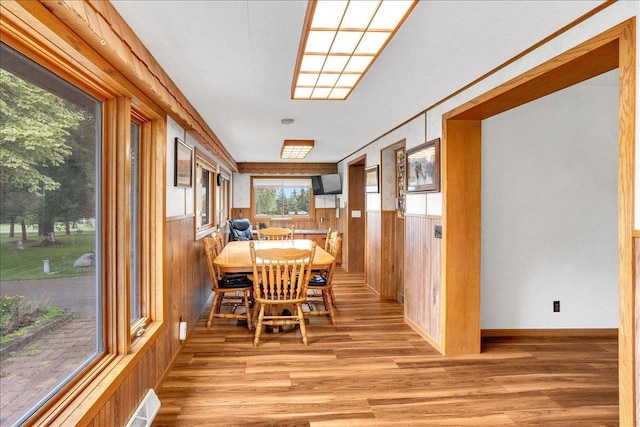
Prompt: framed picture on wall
<box><xmin>365</xmin><ymin>165</ymin><xmax>379</xmax><ymax>193</ymax></box>
<box><xmin>174</xmin><ymin>137</ymin><xmax>193</xmax><ymax>187</ymax></box>
<box><xmin>396</xmin><ymin>147</ymin><xmax>406</xmax><ymax>217</ymax></box>
<box><xmin>406</xmin><ymin>138</ymin><xmax>440</xmax><ymax>193</ymax></box>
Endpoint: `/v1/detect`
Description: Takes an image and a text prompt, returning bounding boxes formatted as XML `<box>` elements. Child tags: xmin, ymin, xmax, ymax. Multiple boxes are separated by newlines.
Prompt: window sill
<box><xmin>33</xmin><ymin>321</ymin><xmax>165</xmax><ymax>426</ymax></box>
<box><xmin>196</xmin><ymin>227</ymin><xmax>217</xmax><ymax>241</ymax></box>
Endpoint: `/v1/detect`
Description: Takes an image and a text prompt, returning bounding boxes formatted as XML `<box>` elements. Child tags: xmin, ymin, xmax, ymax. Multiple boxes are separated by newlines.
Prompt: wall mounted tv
<box><xmin>311</xmin><ymin>174</ymin><xmax>342</xmax><ymax>195</ymax></box>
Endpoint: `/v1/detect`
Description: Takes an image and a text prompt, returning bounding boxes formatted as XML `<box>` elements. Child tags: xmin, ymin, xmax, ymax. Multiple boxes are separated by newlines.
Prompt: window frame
<box><xmin>1</xmin><ymin>17</ymin><xmax>166</xmax><ymax>426</ymax></box>
<box><xmin>195</xmin><ymin>151</ymin><xmax>217</xmax><ymax>237</ymax></box>
<box><xmin>129</xmin><ymin>115</ymin><xmax>156</xmax><ymax>340</ymax></box>
<box><xmin>250</xmin><ymin>176</ymin><xmax>315</xmax><ymax>221</ymax></box>
<box><xmin>217</xmin><ymin>168</ymin><xmax>231</xmax><ymax>228</ymax></box>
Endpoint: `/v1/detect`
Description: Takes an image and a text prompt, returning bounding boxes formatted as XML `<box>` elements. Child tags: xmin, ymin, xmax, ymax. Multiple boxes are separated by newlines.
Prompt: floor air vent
<box><xmin>126</xmin><ymin>389</ymin><xmax>161</xmax><ymax>427</ymax></box>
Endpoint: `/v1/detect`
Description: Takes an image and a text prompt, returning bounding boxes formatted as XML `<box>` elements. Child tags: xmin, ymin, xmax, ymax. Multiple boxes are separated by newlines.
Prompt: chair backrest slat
<box><xmin>250</xmin><ymin>243</ymin><xmax>316</xmax><ymax>302</ymax></box>
<box><xmin>202</xmin><ymin>237</ymin><xmax>220</xmax><ymax>289</ymax></box>
<box><xmin>257</xmin><ymin>226</ymin><xmax>295</xmax><ymax>241</ymax></box>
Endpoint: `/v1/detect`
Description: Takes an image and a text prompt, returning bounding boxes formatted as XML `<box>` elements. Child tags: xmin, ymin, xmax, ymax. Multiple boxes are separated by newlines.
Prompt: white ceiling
<box><xmin>110</xmin><ymin>0</ymin><xmax>606</xmax><ymax>164</ymax></box>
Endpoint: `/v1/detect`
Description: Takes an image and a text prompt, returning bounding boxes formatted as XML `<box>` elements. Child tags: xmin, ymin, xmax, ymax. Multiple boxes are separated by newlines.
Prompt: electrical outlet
<box><xmin>553</xmin><ymin>301</ymin><xmax>560</xmax><ymax>312</ymax></box>
<box><xmin>434</xmin><ymin>225</ymin><xmax>442</xmax><ymax>239</ymax></box>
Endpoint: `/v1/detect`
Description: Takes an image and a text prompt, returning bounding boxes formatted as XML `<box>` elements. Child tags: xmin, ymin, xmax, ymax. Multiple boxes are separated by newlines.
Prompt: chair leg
<box><xmin>243</xmin><ymin>290</ymin><xmax>253</xmax><ymax>330</ymax></box>
<box><xmin>323</xmin><ymin>290</ymin><xmax>336</xmax><ymax>325</ymax></box>
<box><xmin>254</xmin><ymin>304</ymin><xmax>265</xmax><ymax>347</ymax></box>
<box><xmin>207</xmin><ymin>293</ymin><xmax>220</xmax><ymax>328</ymax></box>
<box><xmin>296</xmin><ymin>303</ymin><xmax>308</xmax><ymax>346</ymax></box>
<box><xmin>216</xmin><ymin>294</ymin><xmax>224</xmax><ymax>313</ymax></box>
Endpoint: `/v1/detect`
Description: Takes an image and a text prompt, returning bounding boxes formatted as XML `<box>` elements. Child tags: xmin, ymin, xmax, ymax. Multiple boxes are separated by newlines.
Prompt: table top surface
<box><xmin>214</xmin><ymin>239</ymin><xmax>334</xmax><ymax>272</ymax></box>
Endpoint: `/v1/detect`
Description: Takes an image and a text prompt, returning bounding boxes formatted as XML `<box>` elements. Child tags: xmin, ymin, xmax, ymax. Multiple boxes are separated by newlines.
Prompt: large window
<box><xmin>0</xmin><ymin>43</ymin><xmax>102</xmax><ymax>425</ymax></box>
<box><xmin>252</xmin><ymin>178</ymin><xmax>312</xmax><ymax>218</ymax></box>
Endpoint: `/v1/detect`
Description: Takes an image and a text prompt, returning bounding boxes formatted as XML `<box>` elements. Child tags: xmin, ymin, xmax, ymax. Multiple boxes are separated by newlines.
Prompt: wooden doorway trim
<box><xmin>441</xmin><ymin>19</ymin><xmax>635</xmax><ymax>424</ymax></box>
<box><xmin>347</xmin><ymin>156</ymin><xmax>366</xmax><ymax>273</ymax></box>
<box><xmin>380</xmin><ymin>139</ymin><xmax>407</xmax><ymax>301</ymax></box>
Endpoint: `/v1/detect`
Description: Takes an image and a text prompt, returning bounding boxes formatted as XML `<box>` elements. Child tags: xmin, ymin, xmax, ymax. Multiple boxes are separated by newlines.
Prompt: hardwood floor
<box><xmin>152</xmin><ymin>269</ymin><xmax>618</xmax><ymax>426</ymax></box>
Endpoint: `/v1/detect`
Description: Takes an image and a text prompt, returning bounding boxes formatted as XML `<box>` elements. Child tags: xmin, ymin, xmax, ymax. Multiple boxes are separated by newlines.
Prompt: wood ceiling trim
<box><xmin>236</xmin><ymin>162</ymin><xmax>338</xmax><ymax>175</ymax></box>
<box><xmin>38</xmin><ymin>0</ymin><xmax>238</xmax><ymax>172</ymax></box>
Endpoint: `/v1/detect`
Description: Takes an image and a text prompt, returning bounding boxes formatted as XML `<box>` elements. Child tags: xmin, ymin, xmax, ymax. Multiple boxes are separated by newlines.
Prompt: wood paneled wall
<box><xmin>229</xmin><ymin>207</ymin><xmax>339</xmax><ymax>233</ymax></box>
<box><xmin>165</xmin><ymin>217</ymin><xmax>210</xmax><ymax>330</ymax></box>
<box><xmin>380</xmin><ymin>210</ymin><xmax>398</xmax><ymax>300</ymax></box>
<box><xmin>395</xmin><ymin>217</ymin><xmax>405</xmax><ymax>299</ymax></box>
<box><xmin>86</xmin><ymin>216</ymin><xmax>210</xmax><ymax>425</ymax></box>
<box><xmin>365</xmin><ymin>211</ymin><xmax>381</xmax><ymax>295</ymax></box>
<box><xmin>86</xmin><ymin>342</ymin><xmax>163</xmax><ymax>426</ymax></box>
<box><xmin>404</xmin><ymin>215</ymin><xmax>442</xmax><ymax>349</ymax></box>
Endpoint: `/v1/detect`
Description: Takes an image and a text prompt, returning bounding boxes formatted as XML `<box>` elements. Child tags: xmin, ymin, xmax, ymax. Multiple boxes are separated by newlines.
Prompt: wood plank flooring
<box><xmin>152</xmin><ymin>269</ymin><xmax>618</xmax><ymax>426</ymax></box>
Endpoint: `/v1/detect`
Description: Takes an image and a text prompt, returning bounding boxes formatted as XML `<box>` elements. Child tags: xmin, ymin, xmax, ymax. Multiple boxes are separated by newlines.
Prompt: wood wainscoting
<box><xmin>83</xmin><ymin>215</ymin><xmax>210</xmax><ymax>425</ymax></box>
<box><xmin>229</xmin><ymin>207</ymin><xmax>340</xmax><ymax>233</ymax></box>
<box><xmin>365</xmin><ymin>210</ymin><xmax>381</xmax><ymax>296</ymax></box>
<box><xmin>165</xmin><ymin>216</ymin><xmax>211</xmax><ymax>334</ymax></box>
<box><xmin>404</xmin><ymin>214</ymin><xmax>442</xmax><ymax>351</ymax></box>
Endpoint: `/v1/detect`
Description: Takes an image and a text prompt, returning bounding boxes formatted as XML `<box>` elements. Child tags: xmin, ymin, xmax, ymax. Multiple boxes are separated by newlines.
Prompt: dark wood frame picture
<box><xmin>365</xmin><ymin>165</ymin><xmax>379</xmax><ymax>193</ymax></box>
<box><xmin>396</xmin><ymin>147</ymin><xmax>406</xmax><ymax>217</ymax></box>
<box><xmin>174</xmin><ymin>137</ymin><xmax>193</xmax><ymax>187</ymax></box>
<box><xmin>406</xmin><ymin>138</ymin><xmax>440</xmax><ymax>193</ymax></box>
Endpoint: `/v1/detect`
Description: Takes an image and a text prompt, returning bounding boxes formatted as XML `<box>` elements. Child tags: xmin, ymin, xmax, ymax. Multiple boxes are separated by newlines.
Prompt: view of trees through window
<box><xmin>0</xmin><ymin>43</ymin><xmax>101</xmax><ymax>425</ymax></box>
<box><xmin>254</xmin><ymin>184</ymin><xmax>311</xmax><ymax>217</ymax></box>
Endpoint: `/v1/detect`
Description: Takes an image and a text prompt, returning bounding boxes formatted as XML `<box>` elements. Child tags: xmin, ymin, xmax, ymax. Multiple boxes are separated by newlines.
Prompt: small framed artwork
<box><xmin>406</xmin><ymin>138</ymin><xmax>440</xmax><ymax>193</ymax></box>
<box><xmin>174</xmin><ymin>137</ymin><xmax>193</xmax><ymax>187</ymax></box>
<box><xmin>365</xmin><ymin>165</ymin><xmax>379</xmax><ymax>193</ymax></box>
<box><xmin>396</xmin><ymin>148</ymin><xmax>405</xmax><ymax>217</ymax></box>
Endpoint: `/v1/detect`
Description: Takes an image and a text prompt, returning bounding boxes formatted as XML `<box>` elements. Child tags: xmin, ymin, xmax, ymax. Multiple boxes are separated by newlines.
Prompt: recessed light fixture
<box><xmin>281</xmin><ymin>139</ymin><xmax>314</xmax><ymax>159</ymax></box>
<box><xmin>292</xmin><ymin>0</ymin><xmax>418</xmax><ymax>101</ymax></box>
<box><xmin>281</xmin><ymin>118</ymin><xmax>295</xmax><ymax>125</ymax></box>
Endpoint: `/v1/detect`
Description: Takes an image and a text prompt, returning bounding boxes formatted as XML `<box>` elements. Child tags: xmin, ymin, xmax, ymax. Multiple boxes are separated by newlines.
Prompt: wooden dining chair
<box><xmin>202</xmin><ymin>237</ymin><xmax>253</xmax><ymax>330</ymax></box>
<box><xmin>250</xmin><ymin>241</ymin><xmax>316</xmax><ymax>346</ymax></box>
<box><xmin>257</xmin><ymin>226</ymin><xmax>294</xmax><ymax>241</ymax></box>
<box><xmin>210</xmin><ymin>230</ymin><xmax>225</xmax><ymax>252</ymax></box>
<box><xmin>323</xmin><ymin>228</ymin><xmax>333</xmax><ymax>251</ymax></box>
<box><xmin>325</xmin><ymin>230</ymin><xmax>340</xmax><ymax>305</ymax></box>
<box><xmin>306</xmin><ymin>232</ymin><xmax>341</xmax><ymax>324</ymax></box>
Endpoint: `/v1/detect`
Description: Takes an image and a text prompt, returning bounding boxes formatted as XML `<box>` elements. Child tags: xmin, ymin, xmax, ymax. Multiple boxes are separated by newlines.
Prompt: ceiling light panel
<box><xmin>307</xmin><ymin>31</ymin><xmax>335</xmax><ymax>52</ymax></box>
<box><xmin>340</xmin><ymin>1</ymin><xmax>379</xmax><ymax>28</ymax></box>
<box><xmin>311</xmin><ymin>1</ymin><xmax>347</xmax><ymax>28</ymax></box>
<box><xmin>281</xmin><ymin>140</ymin><xmax>314</xmax><ymax>159</ymax></box>
<box><xmin>292</xmin><ymin>0</ymin><xmax>418</xmax><ymax>100</ymax></box>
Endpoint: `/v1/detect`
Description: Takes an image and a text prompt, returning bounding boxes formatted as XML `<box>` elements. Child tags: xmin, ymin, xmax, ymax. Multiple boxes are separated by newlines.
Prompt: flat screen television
<box><xmin>311</xmin><ymin>174</ymin><xmax>342</xmax><ymax>195</ymax></box>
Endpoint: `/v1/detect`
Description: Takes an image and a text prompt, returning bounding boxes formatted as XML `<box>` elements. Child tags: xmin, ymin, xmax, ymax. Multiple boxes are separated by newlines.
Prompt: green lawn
<box><xmin>0</xmin><ymin>232</ymin><xmax>96</xmax><ymax>281</ymax></box>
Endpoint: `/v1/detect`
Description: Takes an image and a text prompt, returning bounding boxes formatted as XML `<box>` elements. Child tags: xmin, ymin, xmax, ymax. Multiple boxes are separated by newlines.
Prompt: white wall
<box><xmin>166</xmin><ymin>116</ymin><xmax>230</xmax><ymax>219</ymax></box>
<box><xmin>339</xmin><ymin>114</ymin><xmax>426</xmax><ymax>213</ymax></box>
<box><xmin>336</xmin><ymin>1</ymin><xmax>635</xmax><ymax>330</ymax></box>
<box><xmin>232</xmin><ymin>173</ymin><xmax>251</xmax><ymax>208</ymax></box>
<box><xmin>481</xmin><ymin>71</ymin><xmax>618</xmax><ymax>328</ymax></box>
<box><xmin>165</xmin><ymin>116</ymin><xmax>191</xmax><ymax>218</ymax></box>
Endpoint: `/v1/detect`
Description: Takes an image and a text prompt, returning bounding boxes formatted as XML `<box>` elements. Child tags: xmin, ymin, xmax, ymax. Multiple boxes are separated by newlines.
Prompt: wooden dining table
<box><xmin>213</xmin><ymin>239</ymin><xmax>335</xmax><ymax>273</ymax></box>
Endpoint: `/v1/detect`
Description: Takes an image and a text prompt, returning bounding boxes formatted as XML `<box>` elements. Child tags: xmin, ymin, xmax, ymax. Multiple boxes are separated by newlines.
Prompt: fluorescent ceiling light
<box><xmin>292</xmin><ymin>0</ymin><xmax>417</xmax><ymax>101</ymax></box>
<box><xmin>281</xmin><ymin>139</ymin><xmax>314</xmax><ymax>159</ymax></box>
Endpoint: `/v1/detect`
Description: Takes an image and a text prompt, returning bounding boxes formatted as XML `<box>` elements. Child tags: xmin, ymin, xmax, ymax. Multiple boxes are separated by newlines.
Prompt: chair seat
<box><xmin>308</xmin><ymin>275</ymin><xmax>327</xmax><ymax>286</ymax></box>
<box><xmin>218</xmin><ymin>276</ymin><xmax>253</xmax><ymax>289</ymax></box>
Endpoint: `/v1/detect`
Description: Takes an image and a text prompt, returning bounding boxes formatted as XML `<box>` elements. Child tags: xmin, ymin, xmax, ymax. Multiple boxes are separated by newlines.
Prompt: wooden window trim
<box><xmin>217</xmin><ymin>167</ymin><xmax>231</xmax><ymax>228</ymax></box>
<box><xmin>195</xmin><ymin>149</ymin><xmax>217</xmax><ymax>239</ymax></box>
<box><xmin>250</xmin><ymin>175</ymin><xmax>316</xmax><ymax>222</ymax></box>
<box><xmin>2</xmin><ymin>4</ymin><xmax>166</xmax><ymax>425</ymax></box>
